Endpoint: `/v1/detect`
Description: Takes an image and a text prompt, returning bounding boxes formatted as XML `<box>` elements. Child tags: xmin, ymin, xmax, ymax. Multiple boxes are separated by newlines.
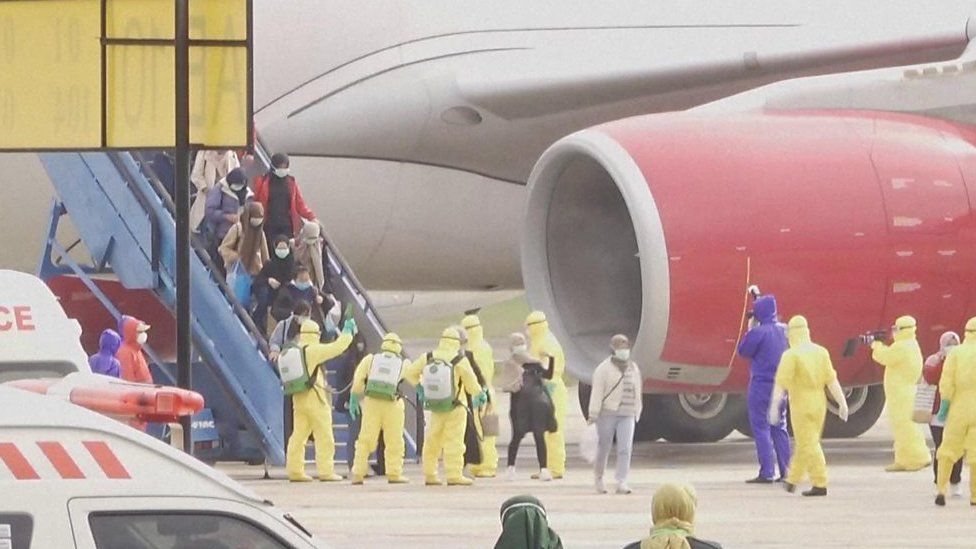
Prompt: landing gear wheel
<box><xmin>735</xmin><ymin>407</ymin><xmax>754</xmax><ymax>438</ymax></box>
<box><xmin>823</xmin><ymin>384</ymin><xmax>884</xmax><ymax>438</ymax></box>
<box><xmin>658</xmin><ymin>393</ymin><xmax>744</xmax><ymax>443</ymax></box>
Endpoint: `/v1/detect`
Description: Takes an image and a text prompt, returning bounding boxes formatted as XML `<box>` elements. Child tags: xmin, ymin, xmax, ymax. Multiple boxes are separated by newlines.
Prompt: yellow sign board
<box><xmin>0</xmin><ymin>0</ymin><xmax>251</xmax><ymax>150</ymax></box>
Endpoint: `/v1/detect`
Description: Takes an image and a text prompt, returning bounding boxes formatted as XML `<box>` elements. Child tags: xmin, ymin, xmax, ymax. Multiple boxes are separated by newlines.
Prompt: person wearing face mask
<box><xmin>218</xmin><ymin>199</ymin><xmax>268</xmax><ymax>272</ymax></box>
<box><xmin>588</xmin><ymin>334</ymin><xmax>643</xmax><ymax>494</ymax></box>
<box><xmin>284</xmin><ymin>318</ymin><xmax>357</xmax><ymax>482</ymax></box>
<box><xmin>294</xmin><ymin>221</ymin><xmax>331</xmax><ymax>294</ymax></box>
<box><xmin>280</xmin><ymin>265</ymin><xmax>330</xmax><ymax>331</ymax></box>
<box><xmin>349</xmin><ymin>332</ymin><xmax>411</xmax><ymax>484</ymax></box>
<box><xmin>871</xmin><ymin>315</ymin><xmax>932</xmax><ymax>472</ymax></box>
<box><xmin>933</xmin><ymin>317</ymin><xmax>976</xmax><ymax>507</ymax></box>
<box><xmin>525</xmin><ymin>311</ymin><xmax>567</xmax><ymax>479</ymax></box>
<box><xmin>205</xmin><ymin>168</ymin><xmax>252</xmax><ymax>271</ymax></box>
<box><xmin>268</xmin><ymin>300</ymin><xmax>312</xmax><ymax>443</ymax></box>
<box><xmin>923</xmin><ymin>331</ymin><xmax>964</xmax><ymax>497</ymax></box>
<box><xmin>403</xmin><ymin>328</ymin><xmax>487</xmax><ymax>486</ymax></box>
<box><xmin>463</xmin><ymin>314</ymin><xmax>499</xmax><ymax>478</ymax></box>
<box><xmin>117</xmin><ymin>315</ymin><xmax>152</xmax><ymax>385</ymax></box>
<box><xmin>269</xmin><ymin>300</ymin><xmax>312</xmax><ymax>364</ymax></box>
<box><xmin>502</xmin><ymin>333</ymin><xmax>557</xmax><ymax>481</ymax></box>
<box><xmin>253</xmin><ymin>235</ymin><xmax>295</xmax><ymax>333</ymax></box>
<box><xmin>253</xmin><ymin>152</ymin><xmax>317</xmax><ymax>241</ymax></box>
<box><xmin>191</xmin><ymin>149</ymin><xmax>240</xmax><ymax>234</ymax></box>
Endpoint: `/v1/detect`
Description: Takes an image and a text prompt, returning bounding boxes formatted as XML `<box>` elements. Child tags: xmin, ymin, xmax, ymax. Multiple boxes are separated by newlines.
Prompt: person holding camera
<box><xmin>870</xmin><ymin>315</ymin><xmax>932</xmax><ymax>472</ymax></box>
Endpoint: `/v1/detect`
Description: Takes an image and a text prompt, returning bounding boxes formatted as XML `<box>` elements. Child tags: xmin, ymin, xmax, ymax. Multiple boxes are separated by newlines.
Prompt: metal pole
<box><xmin>174</xmin><ymin>0</ymin><xmax>192</xmax><ymax>455</ymax></box>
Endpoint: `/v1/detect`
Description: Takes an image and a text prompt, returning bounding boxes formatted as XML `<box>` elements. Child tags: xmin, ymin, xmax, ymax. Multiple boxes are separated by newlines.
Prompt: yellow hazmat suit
<box><xmin>404</xmin><ymin>328</ymin><xmax>483</xmax><ymax>485</ymax></box>
<box><xmin>350</xmin><ymin>333</ymin><xmax>409</xmax><ymax>484</ymax></box>
<box><xmin>463</xmin><ymin>315</ymin><xmax>498</xmax><ymax>477</ymax></box>
<box><xmin>935</xmin><ymin>317</ymin><xmax>976</xmax><ymax>505</ymax></box>
<box><xmin>871</xmin><ymin>315</ymin><xmax>932</xmax><ymax>472</ymax></box>
<box><xmin>774</xmin><ymin>316</ymin><xmax>840</xmax><ymax>491</ymax></box>
<box><xmin>526</xmin><ymin>311</ymin><xmax>567</xmax><ymax>478</ymax></box>
<box><xmin>286</xmin><ymin>320</ymin><xmax>353</xmax><ymax>481</ymax></box>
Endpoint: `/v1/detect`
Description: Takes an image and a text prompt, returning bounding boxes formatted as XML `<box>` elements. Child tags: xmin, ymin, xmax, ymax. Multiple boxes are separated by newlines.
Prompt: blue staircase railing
<box><xmin>39</xmin><ymin>152</ymin><xmax>285</xmax><ymax>466</ymax></box>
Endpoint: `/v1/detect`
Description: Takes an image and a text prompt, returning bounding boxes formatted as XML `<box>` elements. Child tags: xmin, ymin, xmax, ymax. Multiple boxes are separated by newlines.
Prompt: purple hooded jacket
<box><xmin>88</xmin><ymin>329</ymin><xmax>122</xmax><ymax>378</ymax></box>
<box><xmin>737</xmin><ymin>295</ymin><xmax>788</xmax><ymax>383</ymax></box>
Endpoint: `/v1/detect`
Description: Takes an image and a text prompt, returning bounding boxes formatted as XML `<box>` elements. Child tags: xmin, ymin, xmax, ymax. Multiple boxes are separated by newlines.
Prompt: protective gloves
<box><xmin>937</xmin><ymin>399</ymin><xmax>951</xmax><ymax>423</ymax></box>
<box><xmin>472</xmin><ymin>390</ymin><xmax>488</xmax><ymax>409</ymax></box>
<box><xmin>349</xmin><ymin>393</ymin><xmax>361</xmax><ymax>421</ymax></box>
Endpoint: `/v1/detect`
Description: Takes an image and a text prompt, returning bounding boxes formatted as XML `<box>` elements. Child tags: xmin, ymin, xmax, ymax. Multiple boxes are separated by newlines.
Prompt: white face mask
<box><xmin>249</xmin><ymin>217</ymin><xmax>264</xmax><ymax>227</ymax></box>
<box><xmin>275</xmin><ymin>247</ymin><xmax>290</xmax><ymax>259</ymax></box>
<box><xmin>137</xmin><ymin>332</ymin><xmax>148</xmax><ymax>345</ymax></box>
<box><xmin>613</xmin><ymin>348</ymin><xmax>631</xmax><ymax>361</ymax></box>
<box><xmin>273</xmin><ymin>168</ymin><xmax>289</xmax><ymax>178</ymax></box>
<box><xmin>512</xmin><ymin>344</ymin><xmax>528</xmax><ymax>355</ymax></box>
<box><xmin>229</xmin><ymin>183</ymin><xmax>245</xmax><ymax>192</ymax></box>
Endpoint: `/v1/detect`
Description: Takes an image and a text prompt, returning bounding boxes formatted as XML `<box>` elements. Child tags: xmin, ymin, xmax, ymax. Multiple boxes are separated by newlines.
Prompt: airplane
<box><xmin>2</xmin><ymin>1</ymin><xmax>976</xmax><ymax>443</ymax></box>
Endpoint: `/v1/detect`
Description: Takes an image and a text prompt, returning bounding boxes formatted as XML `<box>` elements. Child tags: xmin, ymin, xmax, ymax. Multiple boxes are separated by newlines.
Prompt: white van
<box><xmin>0</xmin><ymin>270</ymin><xmax>90</xmax><ymax>382</ymax></box>
<box><xmin>0</xmin><ymin>386</ymin><xmax>325</xmax><ymax>548</ymax></box>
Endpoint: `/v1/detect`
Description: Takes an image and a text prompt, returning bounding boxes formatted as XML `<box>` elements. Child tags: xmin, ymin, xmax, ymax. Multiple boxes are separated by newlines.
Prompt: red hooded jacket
<box><xmin>117</xmin><ymin>316</ymin><xmax>153</xmax><ymax>385</ymax></box>
<box><xmin>252</xmin><ymin>174</ymin><xmax>316</xmax><ymax>236</ymax></box>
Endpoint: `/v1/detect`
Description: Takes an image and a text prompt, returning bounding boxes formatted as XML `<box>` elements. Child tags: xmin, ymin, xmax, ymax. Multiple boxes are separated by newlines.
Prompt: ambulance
<box><xmin>0</xmin><ymin>386</ymin><xmax>325</xmax><ymax>548</ymax></box>
<box><xmin>0</xmin><ymin>269</ymin><xmax>90</xmax><ymax>383</ymax></box>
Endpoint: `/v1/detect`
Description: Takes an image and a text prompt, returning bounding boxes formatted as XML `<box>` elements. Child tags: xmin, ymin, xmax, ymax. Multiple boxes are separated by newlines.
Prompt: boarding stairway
<box><xmin>37</xmin><ymin>148</ymin><xmax>419</xmax><ymax>468</ymax></box>
<box><xmin>250</xmin><ymin>138</ymin><xmax>422</xmax><ymax>465</ymax></box>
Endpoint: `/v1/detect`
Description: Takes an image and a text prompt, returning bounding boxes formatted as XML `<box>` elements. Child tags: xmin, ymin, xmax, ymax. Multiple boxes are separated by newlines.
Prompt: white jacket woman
<box><xmin>589</xmin><ymin>334</ymin><xmax>643</xmax><ymax>495</ymax></box>
<box><xmin>190</xmin><ymin>150</ymin><xmax>240</xmax><ymax>232</ymax></box>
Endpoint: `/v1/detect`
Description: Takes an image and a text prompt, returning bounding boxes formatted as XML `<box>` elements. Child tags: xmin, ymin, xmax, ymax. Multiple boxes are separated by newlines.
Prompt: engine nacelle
<box><xmin>522</xmin><ymin>109</ymin><xmax>976</xmax><ymax>393</ymax></box>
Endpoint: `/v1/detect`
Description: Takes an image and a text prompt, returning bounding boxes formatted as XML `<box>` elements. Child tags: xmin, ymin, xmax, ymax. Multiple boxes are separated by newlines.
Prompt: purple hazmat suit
<box><xmin>88</xmin><ymin>329</ymin><xmax>122</xmax><ymax>378</ymax></box>
<box><xmin>737</xmin><ymin>295</ymin><xmax>791</xmax><ymax>480</ymax></box>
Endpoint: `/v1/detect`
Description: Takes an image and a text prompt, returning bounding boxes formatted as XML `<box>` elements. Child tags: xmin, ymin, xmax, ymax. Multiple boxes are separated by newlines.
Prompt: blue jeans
<box><xmin>595</xmin><ymin>413</ymin><xmax>636</xmax><ymax>483</ymax></box>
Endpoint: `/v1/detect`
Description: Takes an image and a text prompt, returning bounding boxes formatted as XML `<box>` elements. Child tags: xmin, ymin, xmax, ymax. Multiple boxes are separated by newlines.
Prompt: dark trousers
<box><xmin>507</xmin><ymin>405</ymin><xmax>547</xmax><ymax>469</ymax></box>
<box><xmin>930</xmin><ymin>424</ymin><xmax>963</xmax><ymax>484</ymax></box>
<box><xmin>252</xmin><ymin>282</ymin><xmax>273</xmax><ymax>335</ymax></box>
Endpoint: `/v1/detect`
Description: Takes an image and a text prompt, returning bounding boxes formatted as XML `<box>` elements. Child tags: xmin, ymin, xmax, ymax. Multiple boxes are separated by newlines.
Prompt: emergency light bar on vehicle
<box><xmin>5</xmin><ymin>373</ymin><xmax>204</xmax><ymax>423</ymax></box>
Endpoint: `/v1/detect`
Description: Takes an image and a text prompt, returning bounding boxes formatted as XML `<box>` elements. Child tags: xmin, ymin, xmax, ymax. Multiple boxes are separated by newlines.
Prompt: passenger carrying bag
<box><xmin>277</xmin><ymin>344</ymin><xmax>319</xmax><ymax>395</ymax></box>
<box><xmin>913</xmin><ymin>384</ymin><xmax>936</xmax><ymax>424</ymax></box>
<box><xmin>421</xmin><ymin>355</ymin><xmax>461</xmax><ymax>412</ymax></box>
<box><xmin>366</xmin><ymin>353</ymin><xmax>403</xmax><ymax>400</ymax></box>
<box><xmin>227</xmin><ymin>261</ymin><xmax>253</xmax><ymax>309</ymax></box>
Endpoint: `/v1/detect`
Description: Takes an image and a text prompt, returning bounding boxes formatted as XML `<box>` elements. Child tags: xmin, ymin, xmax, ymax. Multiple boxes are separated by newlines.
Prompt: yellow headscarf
<box><xmin>640</xmin><ymin>484</ymin><xmax>697</xmax><ymax>549</ymax></box>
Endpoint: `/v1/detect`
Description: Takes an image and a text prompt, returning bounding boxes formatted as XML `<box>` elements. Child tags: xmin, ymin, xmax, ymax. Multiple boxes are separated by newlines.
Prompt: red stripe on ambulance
<box><xmin>0</xmin><ymin>442</ymin><xmax>40</xmax><ymax>480</ymax></box>
<box><xmin>83</xmin><ymin>441</ymin><xmax>130</xmax><ymax>479</ymax></box>
<box><xmin>0</xmin><ymin>441</ymin><xmax>130</xmax><ymax>480</ymax></box>
<box><xmin>37</xmin><ymin>441</ymin><xmax>85</xmax><ymax>479</ymax></box>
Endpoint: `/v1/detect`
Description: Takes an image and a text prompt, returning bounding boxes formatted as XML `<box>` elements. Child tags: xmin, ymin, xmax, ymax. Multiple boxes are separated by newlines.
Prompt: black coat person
<box><xmin>501</xmin><ymin>337</ymin><xmax>557</xmax><ymax>476</ymax></box>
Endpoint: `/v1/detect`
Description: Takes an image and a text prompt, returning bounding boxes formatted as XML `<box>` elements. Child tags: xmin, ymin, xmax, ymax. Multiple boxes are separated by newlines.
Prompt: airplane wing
<box><xmin>458</xmin><ymin>25</ymin><xmax>973</xmax><ymax>120</ymax></box>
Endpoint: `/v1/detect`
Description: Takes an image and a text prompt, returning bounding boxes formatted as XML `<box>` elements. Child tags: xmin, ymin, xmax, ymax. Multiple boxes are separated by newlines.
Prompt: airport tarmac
<box><xmin>221</xmin><ymin>391</ymin><xmax>975</xmax><ymax>549</ymax></box>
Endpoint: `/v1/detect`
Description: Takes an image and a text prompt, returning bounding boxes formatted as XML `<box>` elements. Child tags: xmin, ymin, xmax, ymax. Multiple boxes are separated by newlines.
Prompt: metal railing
<box><xmin>251</xmin><ymin>138</ymin><xmax>424</xmax><ymax>456</ymax></box>
<box><xmin>125</xmin><ymin>151</ymin><xmax>270</xmax><ymax>357</ymax></box>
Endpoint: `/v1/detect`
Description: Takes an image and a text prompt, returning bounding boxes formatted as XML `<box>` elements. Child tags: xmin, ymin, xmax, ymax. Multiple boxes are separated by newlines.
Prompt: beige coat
<box><xmin>190</xmin><ymin>150</ymin><xmax>240</xmax><ymax>231</ymax></box>
<box><xmin>588</xmin><ymin>357</ymin><xmax>643</xmax><ymax>419</ymax></box>
<box><xmin>218</xmin><ymin>222</ymin><xmax>270</xmax><ymax>275</ymax></box>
